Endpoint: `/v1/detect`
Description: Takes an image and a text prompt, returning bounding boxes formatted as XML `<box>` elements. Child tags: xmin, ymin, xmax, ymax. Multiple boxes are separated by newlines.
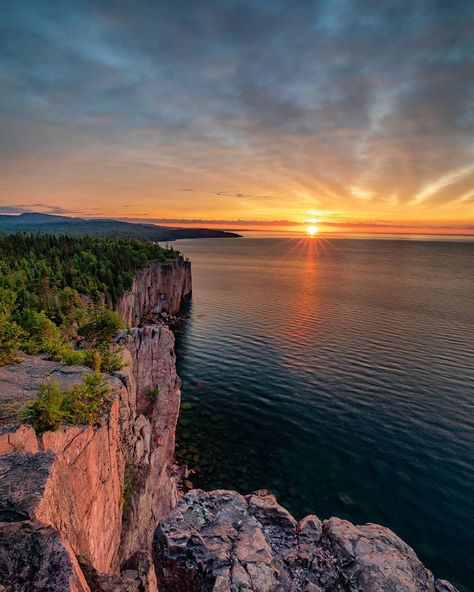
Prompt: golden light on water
<box><xmin>306</xmin><ymin>225</ymin><xmax>319</xmax><ymax>237</ymax></box>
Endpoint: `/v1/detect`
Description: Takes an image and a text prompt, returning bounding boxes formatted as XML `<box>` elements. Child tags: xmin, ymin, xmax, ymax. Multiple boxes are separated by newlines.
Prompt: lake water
<box><xmin>172</xmin><ymin>236</ymin><xmax>474</xmax><ymax>591</ymax></box>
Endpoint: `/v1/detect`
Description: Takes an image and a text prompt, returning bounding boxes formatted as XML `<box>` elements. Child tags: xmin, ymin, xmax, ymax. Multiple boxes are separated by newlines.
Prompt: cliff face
<box><xmin>118</xmin><ymin>325</ymin><xmax>181</xmax><ymax>562</ymax></box>
<box><xmin>0</xmin><ymin>259</ymin><xmax>189</xmax><ymax>591</ymax></box>
<box><xmin>0</xmin><ymin>388</ymin><xmax>125</xmax><ymax>573</ymax></box>
<box><xmin>115</xmin><ymin>259</ymin><xmax>191</xmax><ymax>326</ymax></box>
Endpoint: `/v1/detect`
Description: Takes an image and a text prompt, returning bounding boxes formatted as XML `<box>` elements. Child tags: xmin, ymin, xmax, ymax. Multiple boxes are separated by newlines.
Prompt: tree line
<box><xmin>0</xmin><ymin>233</ymin><xmax>179</xmax><ymax>367</ymax></box>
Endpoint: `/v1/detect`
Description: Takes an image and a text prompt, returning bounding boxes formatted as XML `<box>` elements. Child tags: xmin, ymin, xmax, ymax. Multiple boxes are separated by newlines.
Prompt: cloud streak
<box><xmin>0</xmin><ymin>203</ymin><xmax>77</xmax><ymax>215</ymax></box>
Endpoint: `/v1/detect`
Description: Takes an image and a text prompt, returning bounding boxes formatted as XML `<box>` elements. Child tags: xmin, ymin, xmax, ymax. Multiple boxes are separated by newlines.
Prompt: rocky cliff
<box><xmin>0</xmin><ymin>258</ymin><xmax>190</xmax><ymax>591</ymax></box>
<box><xmin>154</xmin><ymin>489</ymin><xmax>458</xmax><ymax>592</ymax></box>
<box><xmin>115</xmin><ymin>259</ymin><xmax>192</xmax><ymax>326</ymax></box>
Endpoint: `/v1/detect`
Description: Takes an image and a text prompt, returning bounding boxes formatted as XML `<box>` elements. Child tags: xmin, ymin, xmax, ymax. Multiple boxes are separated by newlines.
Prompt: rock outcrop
<box><xmin>0</xmin><ymin>258</ymin><xmax>189</xmax><ymax>591</ymax></box>
<box><xmin>0</xmin><ymin>521</ymin><xmax>90</xmax><ymax>592</ymax></box>
<box><xmin>115</xmin><ymin>259</ymin><xmax>191</xmax><ymax>327</ymax></box>
<box><xmin>154</xmin><ymin>489</ymin><xmax>458</xmax><ymax>592</ymax></box>
<box><xmin>118</xmin><ymin>325</ymin><xmax>182</xmax><ymax>563</ymax></box>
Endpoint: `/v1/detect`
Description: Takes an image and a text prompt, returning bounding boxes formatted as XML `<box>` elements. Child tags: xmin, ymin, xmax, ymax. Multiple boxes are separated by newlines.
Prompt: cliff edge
<box><xmin>115</xmin><ymin>259</ymin><xmax>191</xmax><ymax>326</ymax></box>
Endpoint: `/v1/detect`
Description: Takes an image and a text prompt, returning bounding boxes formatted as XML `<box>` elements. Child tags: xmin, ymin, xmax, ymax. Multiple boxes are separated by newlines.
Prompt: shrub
<box><xmin>17</xmin><ymin>309</ymin><xmax>63</xmax><ymax>355</ymax></box>
<box><xmin>0</xmin><ymin>287</ymin><xmax>17</xmax><ymax>315</ymax></box>
<box><xmin>83</xmin><ymin>346</ymin><xmax>125</xmax><ymax>374</ymax></box>
<box><xmin>23</xmin><ymin>381</ymin><xmax>65</xmax><ymax>432</ymax></box>
<box><xmin>57</xmin><ymin>347</ymin><xmax>87</xmax><ymax>366</ymax></box>
<box><xmin>78</xmin><ymin>308</ymin><xmax>123</xmax><ymax>345</ymax></box>
<box><xmin>24</xmin><ymin>373</ymin><xmax>111</xmax><ymax>433</ymax></box>
<box><xmin>122</xmin><ymin>460</ymin><xmax>140</xmax><ymax>516</ymax></box>
<box><xmin>0</xmin><ymin>314</ymin><xmax>24</xmax><ymax>365</ymax></box>
<box><xmin>98</xmin><ymin>347</ymin><xmax>125</xmax><ymax>373</ymax></box>
<box><xmin>61</xmin><ymin>374</ymin><xmax>111</xmax><ymax>425</ymax></box>
<box><xmin>146</xmin><ymin>387</ymin><xmax>160</xmax><ymax>402</ymax></box>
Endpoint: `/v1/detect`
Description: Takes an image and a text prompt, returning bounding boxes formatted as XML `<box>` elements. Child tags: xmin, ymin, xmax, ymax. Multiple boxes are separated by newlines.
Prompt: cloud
<box><xmin>215</xmin><ymin>192</ymin><xmax>273</xmax><ymax>198</ymax></box>
<box><xmin>0</xmin><ymin>0</ymin><xmax>473</xmax><ymax>223</ymax></box>
<box><xmin>411</xmin><ymin>165</ymin><xmax>474</xmax><ymax>205</ymax></box>
<box><xmin>122</xmin><ymin>217</ymin><xmax>300</xmax><ymax>227</ymax></box>
<box><xmin>0</xmin><ymin>203</ymin><xmax>76</xmax><ymax>215</ymax></box>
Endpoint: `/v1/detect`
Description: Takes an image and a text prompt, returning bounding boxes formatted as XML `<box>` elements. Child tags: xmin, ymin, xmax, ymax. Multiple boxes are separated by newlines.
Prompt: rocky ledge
<box><xmin>0</xmin><ymin>258</ymin><xmax>191</xmax><ymax>591</ymax></box>
<box><xmin>154</xmin><ymin>489</ymin><xmax>458</xmax><ymax>592</ymax></box>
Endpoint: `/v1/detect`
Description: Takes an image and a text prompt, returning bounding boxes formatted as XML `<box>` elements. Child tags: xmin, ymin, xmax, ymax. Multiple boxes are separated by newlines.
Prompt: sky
<box><xmin>0</xmin><ymin>0</ymin><xmax>473</xmax><ymax>234</ymax></box>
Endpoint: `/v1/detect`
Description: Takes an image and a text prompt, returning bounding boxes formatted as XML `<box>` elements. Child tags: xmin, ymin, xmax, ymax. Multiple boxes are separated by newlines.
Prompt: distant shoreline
<box><xmin>0</xmin><ymin>212</ymin><xmax>241</xmax><ymax>241</ymax></box>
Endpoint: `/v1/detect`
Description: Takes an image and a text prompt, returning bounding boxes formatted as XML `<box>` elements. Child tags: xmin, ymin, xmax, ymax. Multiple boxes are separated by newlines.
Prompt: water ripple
<box><xmin>173</xmin><ymin>237</ymin><xmax>474</xmax><ymax>592</ymax></box>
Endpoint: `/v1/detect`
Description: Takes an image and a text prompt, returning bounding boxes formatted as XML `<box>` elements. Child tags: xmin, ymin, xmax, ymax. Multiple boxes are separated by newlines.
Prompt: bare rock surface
<box><xmin>154</xmin><ymin>489</ymin><xmax>458</xmax><ymax>592</ymax></box>
<box><xmin>0</xmin><ymin>521</ymin><xmax>90</xmax><ymax>592</ymax></box>
<box><xmin>118</xmin><ymin>324</ymin><xmax>182</xmax><ymax>563</ymax></box>
<box><xmin>0</xmin><ymin>451</ymin><xmax>54</xmax><ymax>522</ymax></box>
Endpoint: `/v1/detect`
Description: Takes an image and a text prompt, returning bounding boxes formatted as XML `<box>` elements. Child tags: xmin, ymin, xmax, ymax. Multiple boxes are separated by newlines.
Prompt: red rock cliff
<box><xmin>115</xmin><ymin>259</ymin><xmax>191</xmax><ymax>326</ymax></box>
<box><xmin>0</xmin><ymin>259</ymin><xmax>191</xmax><ymax>591</ymax></box>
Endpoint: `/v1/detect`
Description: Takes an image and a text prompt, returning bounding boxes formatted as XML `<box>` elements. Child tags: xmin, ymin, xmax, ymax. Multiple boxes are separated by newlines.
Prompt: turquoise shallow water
<box><xmin>172</xmin><ymin>237</ymin><xmax>474</xmax><ymax>591</ymax></box>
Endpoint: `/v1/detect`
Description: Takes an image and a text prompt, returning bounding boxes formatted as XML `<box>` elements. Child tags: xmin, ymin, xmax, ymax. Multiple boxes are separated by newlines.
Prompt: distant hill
<box><xmin>0</xmin><ymin>213</ymin><xmax>241</xmax><ymax>241</ymax></box>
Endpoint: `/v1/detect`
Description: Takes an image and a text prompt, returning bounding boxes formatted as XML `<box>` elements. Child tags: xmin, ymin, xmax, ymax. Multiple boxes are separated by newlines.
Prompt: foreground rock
<box><xmin>0</xmin><ymin>521</ymin><xmax>90</xmax><ymax>592</ymax></box>
<box><xmin>154</xmin><ymin>489</ymin><xmax>457</xmax><ymax>592</ymax></box>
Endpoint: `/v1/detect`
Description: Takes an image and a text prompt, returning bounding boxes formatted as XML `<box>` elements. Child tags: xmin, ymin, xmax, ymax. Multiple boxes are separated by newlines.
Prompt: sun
<box><xmin>306</xmin><ymin>225</ymin><xmax>319</xmax><ymax>237</ymax></box>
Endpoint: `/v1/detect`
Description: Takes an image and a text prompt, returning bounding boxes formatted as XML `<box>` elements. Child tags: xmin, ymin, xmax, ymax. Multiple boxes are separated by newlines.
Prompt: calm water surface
<box><xmin>172</xmin><ymin>237</ymin><xmax>474</xmax><ymax>591</ymax></box>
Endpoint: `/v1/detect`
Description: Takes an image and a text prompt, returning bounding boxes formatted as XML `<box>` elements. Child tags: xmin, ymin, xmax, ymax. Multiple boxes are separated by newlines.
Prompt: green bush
<box><xmin>16</xmin><ymin>309</ymin><xmax>87</xmax><ymax>365</ymax></box>
<box><xmin>23</xmin><ymin>381</ymin><xmax>65</xmax><ymax>433</ymax></box>
<box><xmin>97</xmin><ymin>347</ymin><xmax>125</xmax><ymax>373</ymax></box>
<box><xmin>61</xmin><ymin>374</ymin><xmax>111</xmax><ymax>425</ymax></box>
<box><xmin>24</xmin><ymin>373</ymin><xmax>111</xmax><ymax>433</ymax></box>
<box><xmin>0</xmin><ymin>313</ymin><xmax>24</xmax><ymax>365</ymax></box>
<box><xmin>78</xmin><ymin>309</ymin><xmax>123</xmax><ymax>345</ymax></box>
<box><xmin>83</xmin><ymin>346</ymin><xmax>125</xmax><ymax>374</ymax></box>
<box><xmin>17</xmin><ymin>310</ymin><xmax>63</xmax><ymax>355</ymax></box>
<box><xmin>146</xmin><ymin>387</ymin><xmax>160</xmax><ymax>401</ymax></box>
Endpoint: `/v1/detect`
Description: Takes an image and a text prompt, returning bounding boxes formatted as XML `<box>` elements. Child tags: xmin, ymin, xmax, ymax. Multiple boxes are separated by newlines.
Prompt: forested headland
<box><xmin>0</xmin><ymin>233</ymin><xmax>179</xmax><ymax>368</ymax></box>
<box><xmin>0</xmin><ymin>234</ymin><xmax>181</xmax><ymax>431</ymax></box>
